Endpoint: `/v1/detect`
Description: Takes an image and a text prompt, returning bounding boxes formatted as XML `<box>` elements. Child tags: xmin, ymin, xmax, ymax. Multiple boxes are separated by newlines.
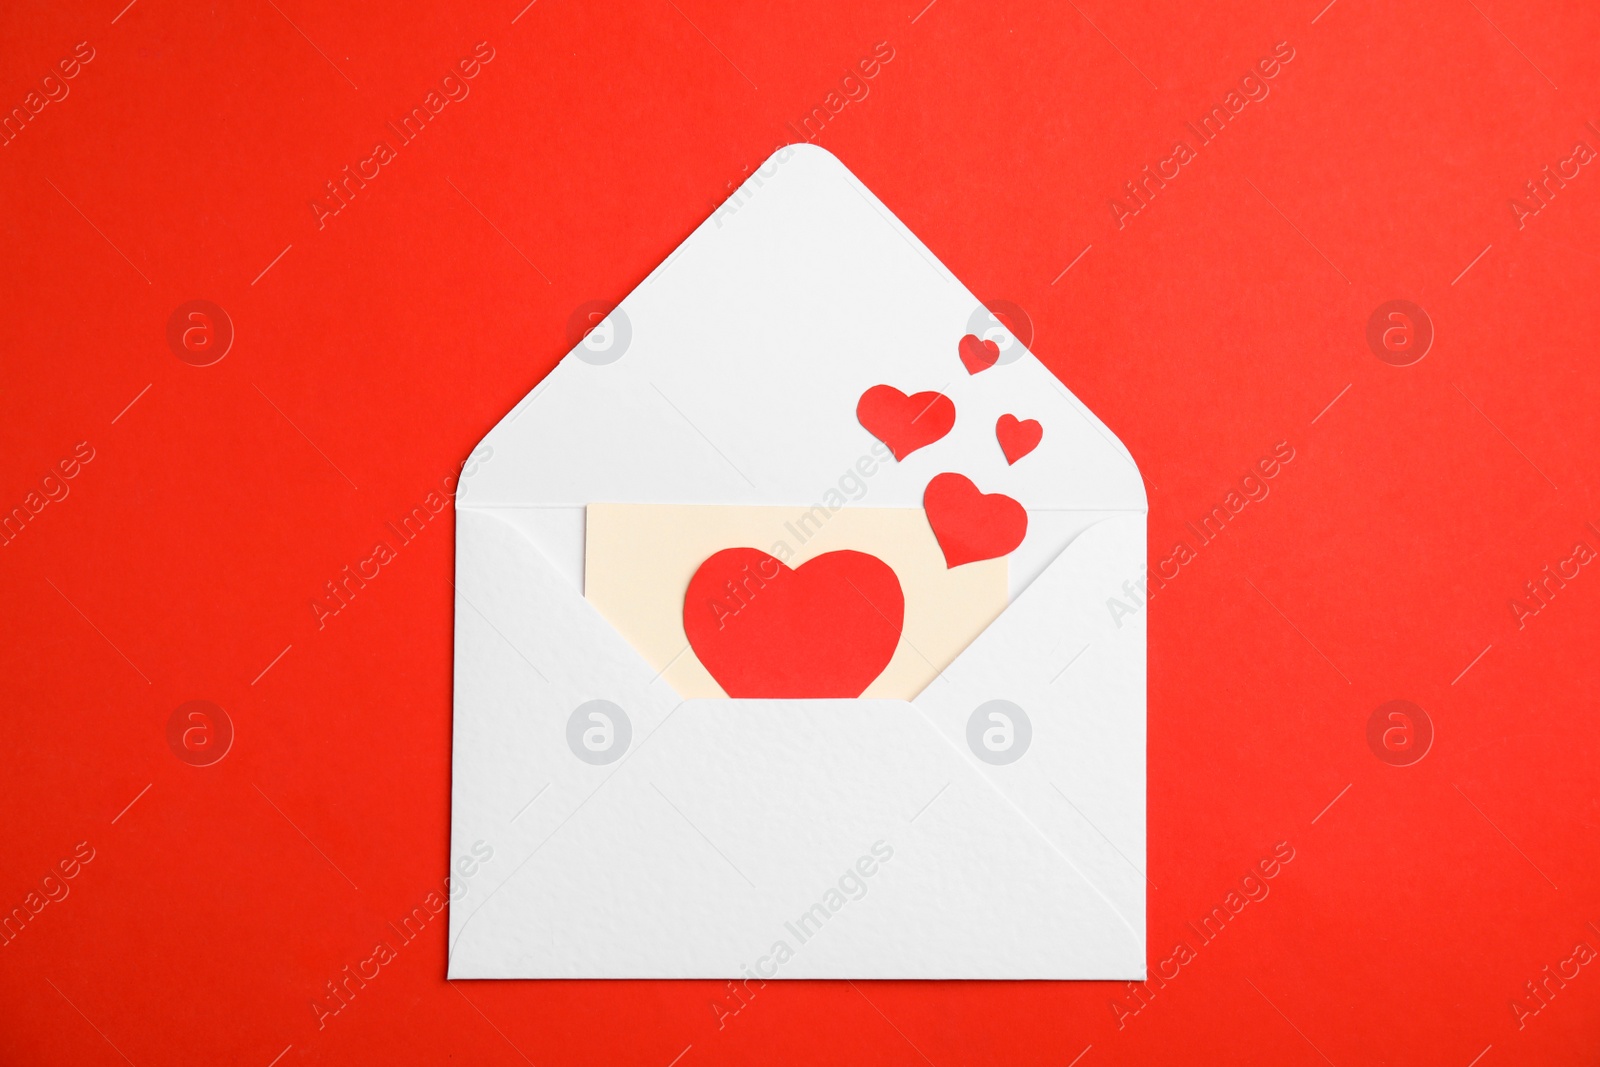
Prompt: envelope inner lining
<box><xmin>476</xmin><ymin>504</ymin><xmax>1117</xmax><ymax>702</ymax></box>
<box><xmin>584</xmin><ymin>504</ymin><xmax>1007</xmax><ymax>700</ymax></box>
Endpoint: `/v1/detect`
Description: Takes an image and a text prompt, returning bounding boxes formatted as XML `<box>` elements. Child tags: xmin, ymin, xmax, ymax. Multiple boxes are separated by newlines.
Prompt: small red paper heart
<box><xmin>857</xmin><ymin>385</ymin><xmax>956</xmax><ymax>461</ymax></box>
<box><xmin>924</xmin><ymin>473</ymin><xmax>1027</xmax><ymax>568</ymax></box>
<box><xmin>958</xmin><ymin>334</ymin><xmax>1000</xmax><ymax>374</ymax></box>
<box><xmin>996</xmin><ymin>414</ymin><xmax>1043</xmax><ymax>464</ymax></box>
<box><xmin>684</xmin><ymin>548</ymin><xmax>904</xmax><ymax>698</ymax></box>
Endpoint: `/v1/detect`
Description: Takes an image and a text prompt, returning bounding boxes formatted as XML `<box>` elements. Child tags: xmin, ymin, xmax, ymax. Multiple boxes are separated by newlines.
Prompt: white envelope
<box><xmin>448</xmin><ymin>145</ymin><xmax>1147</xmax><ymax>979</ymax></box>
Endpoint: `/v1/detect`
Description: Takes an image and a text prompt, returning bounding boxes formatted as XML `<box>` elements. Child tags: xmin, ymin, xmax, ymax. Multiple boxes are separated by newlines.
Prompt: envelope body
<box><xmin>449</xmin><ymin>144</ymin><xmax>1147</xmax><ymax>979</ymax></box>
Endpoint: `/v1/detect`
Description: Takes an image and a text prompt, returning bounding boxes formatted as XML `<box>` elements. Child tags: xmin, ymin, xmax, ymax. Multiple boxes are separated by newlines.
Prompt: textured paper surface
<box><xmin>584</xmin><ymin>503</ymin><xmax>1007</xmax><ymax>699</ymax></box>
<box><xmin>450</xmin><ymin>144</ymin><xmax>1147</xmax><ymax>979</ymax></box>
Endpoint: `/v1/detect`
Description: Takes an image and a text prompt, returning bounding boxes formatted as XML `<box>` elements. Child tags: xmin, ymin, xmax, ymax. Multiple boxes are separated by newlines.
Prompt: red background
<box><xmin>3</xmin><ymin>0</ymin><xmax>1598</xmax><ymax>1063</ymax></box>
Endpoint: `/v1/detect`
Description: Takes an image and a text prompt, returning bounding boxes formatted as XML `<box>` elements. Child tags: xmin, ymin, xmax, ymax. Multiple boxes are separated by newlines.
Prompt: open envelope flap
<box><xmin>458</xmin><ymin>143</ymin><xmax>1146</xmax><ymax>599</ymax></box>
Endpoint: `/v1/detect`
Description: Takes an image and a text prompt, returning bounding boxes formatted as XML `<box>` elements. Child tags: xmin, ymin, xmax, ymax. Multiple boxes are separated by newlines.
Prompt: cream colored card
<box><xmin>585</xmin><ymin>503</ymin><xmax>1007</xmax><ymax>699</ymax></box>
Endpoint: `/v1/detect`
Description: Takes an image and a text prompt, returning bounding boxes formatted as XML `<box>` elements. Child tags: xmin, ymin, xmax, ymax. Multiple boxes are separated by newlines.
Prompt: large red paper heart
<box><xmin>996</xmin><ymin>414</ymin><xmax>1043</xmax><ymax>464</ymax></box>
<box><xmin>856</xmin><ymin>385</ymin><xmax>956</xmax><ymax>460</ymax></box>
<box><xmin>924</xmin><ymin>473</ymin><xmax>1027</xmax><ymax>568</ymax></box>
<box><xmin>684</xmin><ymin>548</ymin><xmax>904</xmax><ymax>698</ymax></box>
<box><xmin>958</xmin><ymin>333</ymin><xmax>1000</xmax><ymax>374</ymax></box>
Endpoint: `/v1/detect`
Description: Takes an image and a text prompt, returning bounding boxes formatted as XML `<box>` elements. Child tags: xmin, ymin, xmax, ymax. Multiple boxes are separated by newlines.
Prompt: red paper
<box><xmin>958</xmin><ymin>333</ymin><xmax>1000</xmax><ymax>374</ymax></box>
<box><xmin>683</xmin><ymin>547</ymin><xmax>904</xmax><ymax>697</ymax></box>
<box><xmin>856</xmin><ymin>384</ymin><xmax>956</xmax><ymax>460</ymax></box>
<box><xmin>4</xmin><ymin>0</ymin><xmax>1595</xmax><ymax>1062</ymax></box>
<box><xmin>995</xmin><ymin>413</ymin><xmax>1043</xmax><ymax>464</ymax></box>
<box><xmin>923</xmin><ymin>473</ymin><xmax>1028</xmax><ymax>568</ymax></box>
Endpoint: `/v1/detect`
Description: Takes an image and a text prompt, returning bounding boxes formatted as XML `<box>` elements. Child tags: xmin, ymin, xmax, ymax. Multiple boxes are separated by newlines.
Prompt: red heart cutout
<box><xmin>857</xmin><ymin>385</ymin><xmax>956</xmax><ymax>460</ymax></box>
<box><xmin>958</xmin><ymin>333</ymin><xmax>1000</xmax><ymax>374</ymax></box>
<box><xmin>996</xmin><ymin>414</ymin><xmax>1043</xmax><ymax>464</ymax></box>
<box><xmin>684</xmin><ymin>548</ymin><xmax>904</xmax><ymax>698</ymax></box>
<box><xmin>924</xmin><ymin>473</ymin><xmax>1027</xmax><ymax>568</ymax></box>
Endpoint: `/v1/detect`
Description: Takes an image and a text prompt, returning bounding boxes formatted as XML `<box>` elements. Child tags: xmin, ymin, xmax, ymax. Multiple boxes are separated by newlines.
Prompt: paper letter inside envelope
<box><xmin>585</xmin><ymin>503</ymin><xmax>1007</xmax><ymax>699</ymax></box>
